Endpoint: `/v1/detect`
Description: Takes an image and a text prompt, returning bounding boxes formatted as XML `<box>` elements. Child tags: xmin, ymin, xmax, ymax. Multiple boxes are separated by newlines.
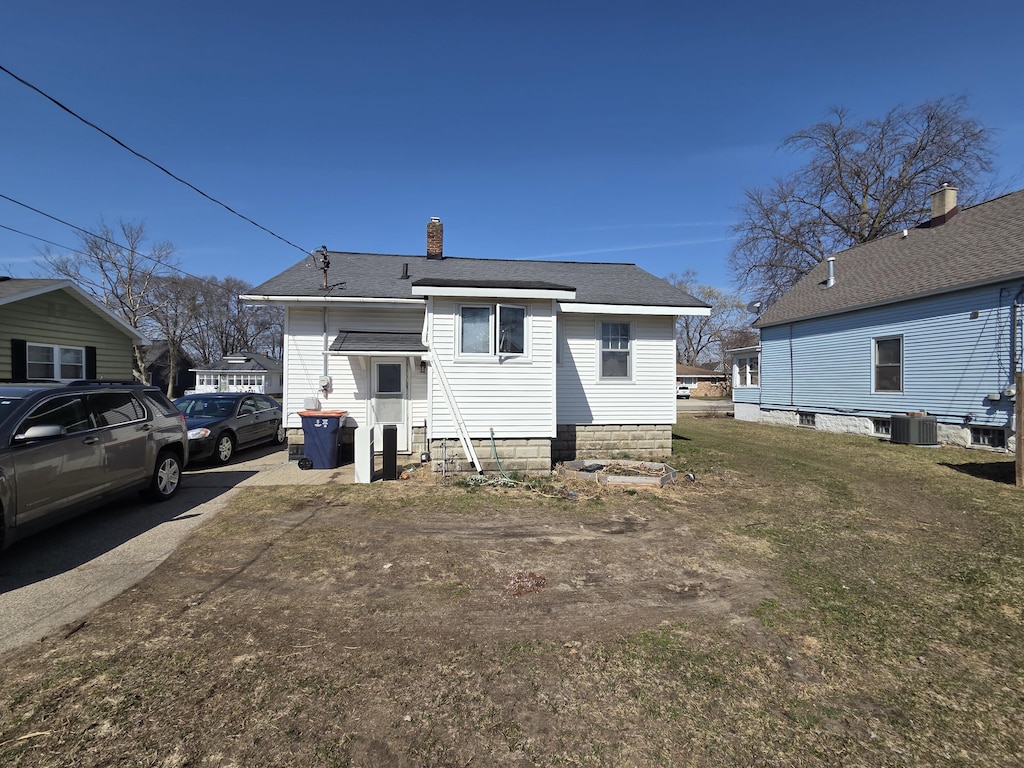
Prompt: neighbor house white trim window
<box><xmin>599</xmin><ymin>321</ymin><xmax>632</xmax><ymax>379</ymax></box>
<box><xmin>734</xmin><ymin>354</ymin><xmax>759</xmax><ymax>387</ymax></box>
<box><xmin>873</xmin><ymin>336</ymin><xmax>903</xmax><ymax>393</ymax></box>
<box><xmin>26</xmin><ymin>343</ymin><xmax>85</xmax><ymax>381</ymax></box>
<box><xmin>458</xmin><ymin>303</ymin><xmax>528</xmax><ymax>357</ymax></box>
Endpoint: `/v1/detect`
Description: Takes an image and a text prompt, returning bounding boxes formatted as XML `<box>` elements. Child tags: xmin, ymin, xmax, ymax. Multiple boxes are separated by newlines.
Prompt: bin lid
<box><xmin>298</xmin><ymin>410</ymin><xmax>348</xmax><ymax>417</ymax></box>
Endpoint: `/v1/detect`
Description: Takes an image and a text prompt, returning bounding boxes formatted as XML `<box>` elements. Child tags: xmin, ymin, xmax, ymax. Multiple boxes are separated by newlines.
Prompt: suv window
<box><xmin>18</xmin><ymin>395</ymin><xmax>93</xmax><ymax>435</ymax></box>
<box><xmin>142</xmin><ymin>390</ymin><xmax>180</xmax><ymax>418</ymax></box>
<box><xmin>88</xmin><ymin>391</ymin><xmax>147</xmax><ymax>426</ymax></box>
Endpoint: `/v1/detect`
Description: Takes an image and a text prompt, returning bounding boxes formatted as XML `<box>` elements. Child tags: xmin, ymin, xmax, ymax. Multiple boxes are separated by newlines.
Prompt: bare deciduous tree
<box><xmin>39</xmin><ymin>219</ymin><xmax>178</xmax><ymax>380</ymax></box>
<box><xmin>729</xmin><ymin>97</ymin><xmax>996</xmax><ymax>304</ymax></box>
<box><xmin>183</xmin><ymin>276</ymin><xmax>282</xmax><ymax>366</ymax></box>
<box><xmin>667</xmin><ymin>270</ymin><xmax>749</xmax><ymax>367</ymax></box>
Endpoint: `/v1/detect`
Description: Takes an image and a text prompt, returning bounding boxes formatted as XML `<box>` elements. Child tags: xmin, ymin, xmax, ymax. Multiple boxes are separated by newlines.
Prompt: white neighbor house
<box><xmin>241</xmin><ymin>219</ymin><xmax>709</xmax><ymax>472</ymax></box>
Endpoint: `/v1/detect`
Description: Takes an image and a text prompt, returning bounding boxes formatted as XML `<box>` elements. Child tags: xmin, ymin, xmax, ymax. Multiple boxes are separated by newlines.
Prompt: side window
<box><xmin>256</xmin><ymin>395</ymin><xmax>278</xmax><ymax>411</ymax></box>
<box><xmin>599</xmin><ymin>321</ymin><xmax>632</xmax><ymax>379</ymax></box>
<box><xmin>239</xmin><ymin>397</ymin><xmax>257</xmax><ymax>416</ymax></box>
<box><xmin>460</xmin><ymin>306</ymin><xmax>492</xmax><ymax>354</ymax></box>
<box><xmin>18</xmin><ymin>395</ymin><xmax>93</xmax><ymax>435</ymax></box>
<box><xmin>874</xmin><ymin>337</ymin><xmax>903</xmax><ymax>393</ymax></box>
<box><xmin>89</xmin><ymin>392</ymin><xmax>147</xmax><ymax>427</ymax></box>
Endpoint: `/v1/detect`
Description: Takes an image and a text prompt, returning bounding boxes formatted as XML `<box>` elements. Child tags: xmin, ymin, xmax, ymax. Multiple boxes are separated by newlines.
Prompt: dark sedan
<box><xmin>173</xmin><ymin>393</ymin><xmax>285</xmax><ymax>464</ymax></box>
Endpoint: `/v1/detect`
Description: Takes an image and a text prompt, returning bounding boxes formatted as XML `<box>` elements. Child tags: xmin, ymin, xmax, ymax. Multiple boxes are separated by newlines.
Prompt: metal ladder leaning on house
<box><xmin>428</xmin><ymin>357</ymin><xmax>482</xmax><ymax>473</ymax></box>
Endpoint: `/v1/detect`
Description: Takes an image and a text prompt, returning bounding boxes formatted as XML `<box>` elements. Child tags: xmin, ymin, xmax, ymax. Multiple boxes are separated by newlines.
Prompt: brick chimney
<box><xmin>426</xmin><ymin>217</ymin><xmax>443</xmax><ymax>260</ymax></box>
<box><xmin>929</xmin><ymin>184</ymin><xmax>958</xmax><ymax>226</ymax></box>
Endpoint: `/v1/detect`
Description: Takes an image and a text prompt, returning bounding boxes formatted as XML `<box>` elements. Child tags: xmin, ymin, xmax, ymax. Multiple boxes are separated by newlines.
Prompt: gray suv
<box><xmin>0</xmin><ymin>381</ymin><xmax>189</xmax><ymax>552</ymax></box>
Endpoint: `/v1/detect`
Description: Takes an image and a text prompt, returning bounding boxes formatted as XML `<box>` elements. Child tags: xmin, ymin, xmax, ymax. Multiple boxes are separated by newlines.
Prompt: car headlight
<box><xmin>187</xmin><ymin>427</ymin><xmax>212</xmax><ymax>440</ymax></box>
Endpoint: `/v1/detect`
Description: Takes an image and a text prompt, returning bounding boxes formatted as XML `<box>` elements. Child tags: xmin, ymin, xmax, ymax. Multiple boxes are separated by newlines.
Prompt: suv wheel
<box><xmin>215</xmin><ymin>433</ymin><xmax>235</xmax><ymax>464</ymax></box>
<box><xmin>147</xmin><ymin>450</ymin><xmax>182</xmax><ymax>501</ymax></box>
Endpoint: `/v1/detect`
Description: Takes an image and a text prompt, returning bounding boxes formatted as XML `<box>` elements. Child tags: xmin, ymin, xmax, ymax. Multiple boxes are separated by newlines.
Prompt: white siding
<box><xmin>282</xmin><ymin>305</ymin><xmax>427</xmax><ymax>429</ymax></box>
<box><xmin>427</xmin><ymin>298</ymin><xmax>556</xmax><ymax>439</ymax></box>
<box><xmin>557</xmin><ymin>314</ymin><xmax>677</xmax><ymax>425</ymax></box>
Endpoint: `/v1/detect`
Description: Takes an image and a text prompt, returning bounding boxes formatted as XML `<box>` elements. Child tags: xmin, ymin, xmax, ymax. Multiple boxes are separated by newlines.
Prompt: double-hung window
<box><xmin>874</xmin><ymin>337</ymin><xmax>902</xmax><ymax>392</ymax></box>
<box><xmin>735</xmin><ymin>354</ymin><xmax>759</xmax><ymax>387</ymax></box>
<box><xmin>599</xmin><ymin>321</ymin><xmax>631</xmax><ymax>379</ymax></box>
<box><xmin>459</xmin><ymin>304</ymin><xmax>527</xmax><ymax>357</ymax></box>
<box><xmin>27</xmin><ymin>343</ymin><xmax>85</xmax><ymax>381</ymax></box>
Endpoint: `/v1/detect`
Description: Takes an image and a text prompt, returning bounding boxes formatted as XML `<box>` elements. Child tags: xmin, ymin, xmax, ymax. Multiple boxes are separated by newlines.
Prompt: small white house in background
<box><xmin>190</xmin><ymin>352</ymin><xmax>283</xmax><ymax>396</ymax></box>
<box><xmin>241</xmin><ymin>218</ymin><xmax>709</xmax><ymax>472</ymax></box>
<box><xmin>734</xmin><ymin>186</ymin><xmax>1023</xmax><ymax>452</ymax></box>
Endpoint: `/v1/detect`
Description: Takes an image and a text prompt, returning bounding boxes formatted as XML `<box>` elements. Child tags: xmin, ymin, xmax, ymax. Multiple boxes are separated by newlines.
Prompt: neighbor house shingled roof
<box><xmin>755</xmin><ymin>189</ymin><xmax>1024</xmax><ymax>328</ymax></box>
<box><xmin>247</xmin><ymin>252</ymin><xmax>705</xmax><ymax>309</ymax></box>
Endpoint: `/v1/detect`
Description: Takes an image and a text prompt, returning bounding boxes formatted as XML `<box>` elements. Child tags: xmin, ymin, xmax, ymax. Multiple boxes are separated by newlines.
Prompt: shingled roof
<box><xmin>247</xmin><ymin>252</ymin><xmax>705</xmax><ymax>309</ymax></box>
<box><xmin>755</xmin><ymin>189</ymin><xmax>1024</xmax><ymax>328</ymax></box>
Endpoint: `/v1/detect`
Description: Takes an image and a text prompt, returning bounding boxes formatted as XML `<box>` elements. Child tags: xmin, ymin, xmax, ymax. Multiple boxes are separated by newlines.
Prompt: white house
<box><xmin>734</xmin><ymin>186</ymin><xmax>1023</xmax><ymax>452</ymax></box>
<box><xmin>190</xmin><ymin>352</ymin><xmax>283</xmax><ymax>396</ymax></box>
<box><xmin>242</xmin><ymin>220</ymin><xmax>708</xmax><ymax>472</ymax></box>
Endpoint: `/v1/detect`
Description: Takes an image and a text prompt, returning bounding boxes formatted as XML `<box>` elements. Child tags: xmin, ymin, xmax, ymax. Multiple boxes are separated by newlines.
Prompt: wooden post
<box><xmin>1017</xmin><ymin>372</ymin><xmax>1023</xmax><ymax>488</ymax></box>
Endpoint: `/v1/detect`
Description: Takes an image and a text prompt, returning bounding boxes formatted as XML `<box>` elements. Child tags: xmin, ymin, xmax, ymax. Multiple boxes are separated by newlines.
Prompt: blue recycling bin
<box><xmin>298</xmin><ymin>411</ymin><xmax>346</xmax><ymax>469</ymax></box>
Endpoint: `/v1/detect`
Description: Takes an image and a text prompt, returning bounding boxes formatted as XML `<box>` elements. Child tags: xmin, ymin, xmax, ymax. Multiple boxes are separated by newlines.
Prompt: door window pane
<box><xmin>20</xmin><ymin>395</ymin><xmax>92</xmax><ymax>435</ymax></box>
<box><xmin>377</xmin><ymin>363</ymin><xmax>402</xmax><ymax>394</ymax></box>
<box><xmin>89</xmin><ymin>392</ymin><xmax>146</xmax><ymax>426</ymax></box>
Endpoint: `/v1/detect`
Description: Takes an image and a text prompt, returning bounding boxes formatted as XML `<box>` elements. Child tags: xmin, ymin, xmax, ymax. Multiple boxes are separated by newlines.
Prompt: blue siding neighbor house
<box><xmin>734</xmin><ymin>185</ymin><xmax>1023</xmax><ymax>452</ymax></box>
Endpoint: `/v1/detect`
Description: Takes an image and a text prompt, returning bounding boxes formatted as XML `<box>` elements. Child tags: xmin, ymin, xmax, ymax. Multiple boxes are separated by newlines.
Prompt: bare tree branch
<box><xmin>729</xmin><ymin>97</ymin><xmax>997</xmax><ymax>304</ymax></box>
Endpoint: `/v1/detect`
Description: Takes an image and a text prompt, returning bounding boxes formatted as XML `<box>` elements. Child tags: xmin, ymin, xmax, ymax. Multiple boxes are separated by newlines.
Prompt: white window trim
<box><xmin>27</xmin><ymin>342</ymin><xmax>86</xmax><ymax>382</ymax></box>
<box><xmin>872</xmin><ymin>335</ymin><xmax>904</xmax><ymax>394</ymax></box>
<box><xmin>455</xmin><ymin>303</ymin><xmax>531</xmax><ymax>361</ymax></box>
<box><xmin>597</xmin><ymin>319</ymin><xmax>633</xmax><ymax>381</ymax></box>
<box><xmin>734</xmin><ymin>353</ymin><xmax>760</xmax><ymax>388</ymax></box>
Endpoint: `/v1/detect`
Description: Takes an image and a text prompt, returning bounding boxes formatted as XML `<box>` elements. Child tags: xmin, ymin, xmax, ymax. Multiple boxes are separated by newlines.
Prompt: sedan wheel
<box><xmin>215</xmin><ymin>433</ymin><xmax>235</xmax><ymax>464</ymax></box>
<box><xmin>274</xmin><ymin>421</ymin><xmax>286</xmax><ymax>445</ymax></box>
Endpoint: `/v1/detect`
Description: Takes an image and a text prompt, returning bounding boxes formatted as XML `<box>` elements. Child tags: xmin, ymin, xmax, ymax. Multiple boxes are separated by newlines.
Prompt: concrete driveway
<box><xmin>0</xmin><ymin>445</ymin><xmax>348</xmax><ymax>655</ymax></box>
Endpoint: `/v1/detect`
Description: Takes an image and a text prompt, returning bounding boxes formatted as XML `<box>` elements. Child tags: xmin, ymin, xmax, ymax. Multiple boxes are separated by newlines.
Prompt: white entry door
<box><xmin>371</xmin><ymin>359</ymin><xmax>408</xmax><ymax>452</ymax></box>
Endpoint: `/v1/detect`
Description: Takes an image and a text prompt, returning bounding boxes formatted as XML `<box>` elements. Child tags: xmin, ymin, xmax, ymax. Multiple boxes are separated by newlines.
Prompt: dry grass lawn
<box><xmin>1</xmin><ymin>417</ymin><xmax>1022</xmax><ymax>766</ymax></box>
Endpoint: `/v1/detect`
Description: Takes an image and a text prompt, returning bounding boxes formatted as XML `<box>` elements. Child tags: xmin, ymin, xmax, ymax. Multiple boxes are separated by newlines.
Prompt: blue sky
<box><xmin>2</xmin><ymin>1</ymin><xmax>1023</xmax><ymax>299</ymax></box>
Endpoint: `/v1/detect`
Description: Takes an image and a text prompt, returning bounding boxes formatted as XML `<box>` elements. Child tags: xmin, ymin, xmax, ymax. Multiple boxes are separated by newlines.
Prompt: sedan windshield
<box><xmin>176</xmin><ymin>398</ymin><xmax>235</xmax><ymax>418</ymax></box>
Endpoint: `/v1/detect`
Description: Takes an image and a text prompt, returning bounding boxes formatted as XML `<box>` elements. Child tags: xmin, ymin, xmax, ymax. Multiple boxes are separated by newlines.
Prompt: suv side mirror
<box><xmin>13</xmin><ymin>424</ymin><xmax>64</xmax><ymax>443</ymax></box>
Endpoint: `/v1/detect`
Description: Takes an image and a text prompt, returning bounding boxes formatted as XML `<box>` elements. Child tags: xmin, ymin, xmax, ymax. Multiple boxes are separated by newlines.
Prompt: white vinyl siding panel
<box><xmin>557</xmin><ymin>314</ymin><xmax>677</xmax><ymax>425</ymax></box>
<box><xmin>283</xmin><ymin>305</ymin><xmax>428</xmax><ymax>429</ymax></box>
<box><xmin>758</xmin><ymin>283</ymin><xmax>1019</xmax><ymax>428</ymax></box>
<box><xmin>428</xmin><ymin>298</ymin><xmax>555</xmax><ymax>439</ymax></box>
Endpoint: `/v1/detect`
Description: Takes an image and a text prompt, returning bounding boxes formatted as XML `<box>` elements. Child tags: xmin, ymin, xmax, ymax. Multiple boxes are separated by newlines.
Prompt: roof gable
<box><xmin>0</xmin><ymin>278</ymin><xmax>149</xmax><ymax>343</ymax></box>
<box><xmin>756</xmin><ymin>189</ymin><xmax>1024</xmax><ymax>327</ymax></box>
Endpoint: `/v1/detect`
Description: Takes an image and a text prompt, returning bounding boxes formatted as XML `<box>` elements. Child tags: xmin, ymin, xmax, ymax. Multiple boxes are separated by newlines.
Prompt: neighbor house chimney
<box><xmin>426</xmin><ymin>217</ymin><xmax>443</xmax><ymax>259</ymax></box>
<box><xmin>929</xmin><ymin>183</ymin><xmax>959</xmax><ymax>226</ymax></box>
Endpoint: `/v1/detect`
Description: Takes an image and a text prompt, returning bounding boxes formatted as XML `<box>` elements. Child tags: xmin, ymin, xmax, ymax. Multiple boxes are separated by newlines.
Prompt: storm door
<box><xmin>371</xmin><ymin>359</ymin><xmax>409</xmax><ymax>452</ymax></box>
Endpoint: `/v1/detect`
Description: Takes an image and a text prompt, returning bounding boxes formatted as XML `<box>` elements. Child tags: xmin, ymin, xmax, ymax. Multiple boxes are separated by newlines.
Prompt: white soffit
<box><xmin>557</xmin><ymin>302</ymin><xmax>710</xmax><ymax>316</ymax></box>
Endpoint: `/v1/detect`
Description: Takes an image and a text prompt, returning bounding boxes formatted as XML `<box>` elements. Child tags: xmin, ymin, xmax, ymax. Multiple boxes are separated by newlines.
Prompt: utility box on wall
<box><xmin>891</xmin><ymin>414</ymin><xmax>938</xmax><ymax>445</ymax></box>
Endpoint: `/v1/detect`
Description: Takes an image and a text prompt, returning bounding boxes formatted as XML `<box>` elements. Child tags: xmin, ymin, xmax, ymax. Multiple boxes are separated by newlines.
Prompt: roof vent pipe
<box><xmin>826</xmin><ymin>256</ymin><xmax>836</xmax><ymax>288</ymax></box>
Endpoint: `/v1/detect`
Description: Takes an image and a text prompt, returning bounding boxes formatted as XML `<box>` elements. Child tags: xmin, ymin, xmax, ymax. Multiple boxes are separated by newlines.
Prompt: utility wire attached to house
<box><xmin>0</xmin><ymin>63</ymin><xmax>311</xmax><ymax>257</ymax></box>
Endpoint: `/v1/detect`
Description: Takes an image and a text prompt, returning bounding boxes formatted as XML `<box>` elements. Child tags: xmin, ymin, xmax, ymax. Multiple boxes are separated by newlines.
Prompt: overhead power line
<box><xmin>0</xmin><ymin>195</ymin><xmax>244</xmax><ymax>301</ymax></box>
<box><xmin>0</xmin><ymin>63</ymin><xmax>311</xmax><ymax>257</ymax></box>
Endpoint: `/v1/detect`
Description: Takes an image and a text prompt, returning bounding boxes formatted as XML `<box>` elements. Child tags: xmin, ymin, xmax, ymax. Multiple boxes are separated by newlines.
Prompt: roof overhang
<box><xmin>558</xmin><ymin>302</ymin><xmax>711</xmax><ymax>316</ymax></box>
<box><xmin>410</xmin><ymin>284</ymin><xmax>576</xmax><ymax>300</ymax></box>
<box><xmin>238</xmin><ymin>294</ymin><xmax>424</xmax><ymax>307</ymax></box>
<box><xmin>329</xmin><ymin>331</ymin><xmax>428</xmax><ymax>356</ymax></box>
